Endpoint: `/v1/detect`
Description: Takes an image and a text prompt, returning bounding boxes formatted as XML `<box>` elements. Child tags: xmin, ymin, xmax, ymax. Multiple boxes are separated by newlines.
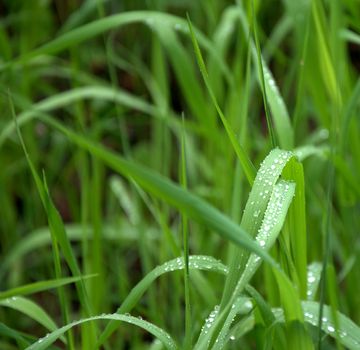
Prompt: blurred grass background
<box><xmin>0</xmin><ymin>0</ymin><xmax>359</xmax><ymax>349</ymax></box>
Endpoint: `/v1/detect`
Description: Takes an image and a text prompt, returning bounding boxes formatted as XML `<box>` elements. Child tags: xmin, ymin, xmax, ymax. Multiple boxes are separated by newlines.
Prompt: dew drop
<box><xmin>253</xmin><ymin>210</ymin><xmax>261</xmax><ymax>218</ymax></box>
<box><xmin>308</xmin><ymin>275</ymin><xmax>316</xmax><ymax>283</ymax></box>
<box><xmin>327</xmin><ymin>325</ymin><xmax>335</xmax><ymax>333</ymax></box>
<box><xmin>259</xmin><ymin>239</ymin><xmax>266</xmax><ymax>247</ymax></box>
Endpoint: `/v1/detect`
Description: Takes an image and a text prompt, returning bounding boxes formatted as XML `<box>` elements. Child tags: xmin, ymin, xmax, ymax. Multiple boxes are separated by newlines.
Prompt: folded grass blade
<box><xmin>0</xmin><ymin>275</ymin><xmax>95</xmax><ymax>300</ymax></box>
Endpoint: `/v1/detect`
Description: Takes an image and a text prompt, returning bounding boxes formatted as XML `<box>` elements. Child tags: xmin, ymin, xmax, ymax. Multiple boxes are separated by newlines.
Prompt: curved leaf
<box><xmin>98</xmin><ymin>255</ymin><xmax>227</xmax><ymax>345</ymax></box>
<box><xmin>25</xmin><ymin>313</ymin><xmax>177</xmax><ymax>350</ymax></box>
<box><xmin>0</xmin><ymin>296</ymin><xmax>65</xmax><ymax>343</ymax></box>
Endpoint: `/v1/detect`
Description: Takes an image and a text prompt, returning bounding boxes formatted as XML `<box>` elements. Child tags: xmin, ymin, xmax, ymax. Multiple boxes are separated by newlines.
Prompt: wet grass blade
<box><xmin>0</xmin><ymin>323</ymin><xmax>32</xmax><ymax>348</ymax></box>
<box><xmin>302</xmin><ymin>301</ymin><xmax>360</xmax><ymax>350</ymax></box>
<box><xmin>0</xmin><ymin>296</ymin><xmax>65</xmax><ymax>343</ymax></box>
<box><xmin>211</xmin><ymin>297</ymin><xmax>254</xmax><ymax>349</ymax></box>
<box><xmin>195</xmin><ymin>176</ymin><xmax>297</xmax><ymax>349</ymax></box>
<box><xmin>234</xmin><ymin>5</ymin><xmax>294</xmax><ymax>149</ymax></box>
<box><xmin>97</xmin><ymin>255</ymin><xmax>227</xmax><ymax>346</ymax></box>
<box><xmin>221</xmin><ymin>148</ymin><xmax>293</xmax><ymax>309</ymax></box>
<box><xmin>25</xmin><ymin>313</ymin><xmax>178</xmax><ymax>350</ymax></box>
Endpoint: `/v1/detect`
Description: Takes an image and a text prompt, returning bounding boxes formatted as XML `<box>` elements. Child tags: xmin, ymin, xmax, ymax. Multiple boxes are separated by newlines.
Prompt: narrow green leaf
<box><xmin>25</xmin><ymin>313</ymin><xmax>177</xmax><ymax>350</ymax></box>
<box><xmin>0</xmin><ymin>323</ymin><xmax>31</xmax><ymax>348</ymax></box>
<box><xmin>0</xmin><ymin>296</ymin><xmax>65</xmax><ymax>343</ymax></box>
<box><xmin>196</xmin><ymin>178</ymin><xmax>297</xmax><ymax>350</ymax></box>
<box><xmin>302</xmin><ymin>301</ymin><xmax>360</xmax><ymax>350</ymax></box>
<box><xmin>211</xmin><ymin>297</ymin><xmax>253</xmax><ymax>350</ymax></box>
<box><xmin>221</xmin><ymin>149</ymin><xmax>293</xmax><ymax>309</ymax></box>
<box><xmin>235</xmin><ymin>5</ymin><xmax>294</xmax><ymax>149</ymax></box>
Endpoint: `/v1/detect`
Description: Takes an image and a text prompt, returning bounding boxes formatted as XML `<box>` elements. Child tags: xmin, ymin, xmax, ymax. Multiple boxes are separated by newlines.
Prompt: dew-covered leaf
<box><xmin>306</xmin><ymin>262</ymin><xmax>322</xmax><ymax>301</ymax></box>
<box><xmin>211</xmin><ymin>298</ymin><xmax>254</xmax><ymax>350</ymax></box>
<box><xmin>98</xmin><ymin>255</ymin><xmax>227</xmax><ymax>346</ymax></box>
<box><xmin>301</xmin><ymin>301</ymin><xmax>360</xmax><ymax>349</ymax></box>
<box><xmin>0</xmin><ymin>296</ymin><xmax>65</xmax><ymax>343</ymax></box>
<box><xmin>25</xmin><ymin>313</ymin><xmax>177</xmax><ymax>350</ymax></box>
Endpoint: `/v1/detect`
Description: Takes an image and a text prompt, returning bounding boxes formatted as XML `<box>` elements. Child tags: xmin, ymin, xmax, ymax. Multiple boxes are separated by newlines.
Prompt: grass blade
<box><xmin>0</xmin><ymin>296</ymin><xmax>65</xmax><ymax>343</ymax></box>
<box><xmin>98</xmin><ymin>255</ymin><xmax>227</xmax><ymax>346</ymax></box>
<box><xmin>251</xmin><ymin>0</ymin><xmax>277</xmax><ymax>148</ymax></box>
<box><xmin>307</xmin><ymin>262</ymin><xmax>322</xmax><ymax>301</ymax></box>
<box><xmin>0</xmin><ymin>275</ymin><xmax>95</xmax><ymax>300</ymax></box>
<box><xmin>186</xmin><ymin>14</ymin><xmax>256</xmax><ymax>186</ymax></box>
<box><xmin>25</xmin><ymin>313</ymin><xmax>177</xmax><ymax>350</ymax></box>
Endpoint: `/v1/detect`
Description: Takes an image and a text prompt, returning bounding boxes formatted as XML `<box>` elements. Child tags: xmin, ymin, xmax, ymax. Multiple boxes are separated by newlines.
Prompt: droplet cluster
<box><xmin>255</xmin><ymin>181</ymin><xmax>292</xmax><ymax>250</ymax></box>
<box><xmin>306</xmin><ymin>262</ymin><xmax>322</xmax><ymax>300</ymax></box>
<box><xmin>244</xmin><ymin>149</ymin><xmax>292</xmax><ymax>235</ymax></box>
<box><xmin>201</xmin><ymin>305</ymin><xmax>219</xmax><ymax>334</ymax></box>
<box><xmin>161</xmin><ymin>255</ymin><xmax>228</xmax><ymax>274</ymax></box>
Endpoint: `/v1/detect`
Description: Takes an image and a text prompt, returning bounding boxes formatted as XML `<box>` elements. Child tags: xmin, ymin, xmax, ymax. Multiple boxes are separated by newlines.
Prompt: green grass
<box><xmin>0</xmin><ymin>0</ymin><xmax>359</xmax><ymax>349</ymax></box>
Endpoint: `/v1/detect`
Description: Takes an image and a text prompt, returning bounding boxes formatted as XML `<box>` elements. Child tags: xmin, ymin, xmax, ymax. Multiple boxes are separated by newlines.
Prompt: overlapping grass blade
<box><xmin>0</xmin><ymin>323</ymin><xmax>32</xmax><ymax>348</ymax></box>
<box><xmin>1</xmin><ymin>11</ymin><xmax>229</xmax><ymax>80</ymax></box>
<box><xmin>301</xmin><ymin>301</ymin><xmax>360</xmax><ymax>350</ymax></box>
<box><xmin>25</xmin><ymin>313</ymin><xmax>177</xmax><ymax>350</ymax></box>
<box><xmin>231</xmin><ymin>180</ymin><xmax>296</xmax><ymax>302</ymax></box>
<box><xmin>311</xmin><ymin>0</ymin><xmax>341</xmax><ymax>106</ymax></box>
<box><xmin>221</xmin><ymin>148</ymin><xmax>293</xmax><ymax>309</ymax></box>
<box><xmin>98</xmin><ymin>255</ymin><xmax>227</xmax><ymax>346</ymax></box>
<box><xmin>222</xmin><ymin>299</ymin><xmax>360</xmax><ymax>350</ymax></box>
<box><xmin>195</xmin><ymin>174</ymin><xmax>297</xmax><ymax>349</ymax></box>
<box><xmin>211</xmin><ymin>297</ymin><xmax>254</xmax><ymax>350</ymax></box>
<box><xmin>0</xmin><ymin>296</ymin><xmax>65</xmax><ymax>343</ymax></box>
<box><xmin>0</xmin><ymin>86</ymin><xmax>157</xmax><ymax>148</ymax></box>
<box><xmin>233</xmin><ymin>5</ymin><xmax>294</xmax><ymax>149</ymax></box>
<box><xmin>31</xmin><ymin>116</ymin><xmax>275</xmax><ymax>265</ymax></box>
<box><xmin>154</xmin><ymin>26</ymin><xmax>213</xmax><ymax>129</ymax></box>
<box><xmin>187</xmin><ymin>15</ymin><xmax>256</xmax><ymax>186</ymax></box>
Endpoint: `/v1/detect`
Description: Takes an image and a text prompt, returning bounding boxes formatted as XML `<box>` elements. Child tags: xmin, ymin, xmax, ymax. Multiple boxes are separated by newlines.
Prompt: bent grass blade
<box><xmin>97</xmin><ymin>255</ymin><xmax>228</xmax><ymax>346</ymax></box>
<box><xmin>25</xmin><ymin>313</ymin><xmax>177</xmax><ymax>350</ymax></box>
